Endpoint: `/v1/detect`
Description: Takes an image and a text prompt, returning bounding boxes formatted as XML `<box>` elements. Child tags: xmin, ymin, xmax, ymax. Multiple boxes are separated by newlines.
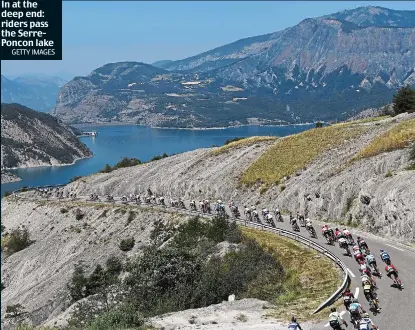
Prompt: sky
<box><xmin>1</xmin><ymin>1</ymin><xmax>414</xmax><ymax>78</ymax></box>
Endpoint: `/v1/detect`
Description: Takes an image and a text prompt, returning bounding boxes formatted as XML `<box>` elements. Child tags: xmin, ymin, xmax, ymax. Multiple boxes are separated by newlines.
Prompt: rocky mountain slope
<box><xmin>66</xmin><ymin>113</ymin><xmax>415</xmax><ymax>242</ymax></box>
<box><xmin>1</xmin><ymin>113</ymin><xmax>413</xmax><ymax>329</ymax></box>
<box><xmin>1</xmin><ymin>200</ymin><xmax>191</xmax><ymax>328</ymax></box>
<box><xmin>1</xmin><ymin>75</ymin><xmax>67</xmax><ymax>113</ymax></box>
<box><xmin>1</xmin><ymin>103</ymin><xmax>92</xmax><ymax>176</ymax></box>
<box><xmin>52</xmin><ymin>6</ymin><xmax>414</xmax><ymax>128</ymax></box>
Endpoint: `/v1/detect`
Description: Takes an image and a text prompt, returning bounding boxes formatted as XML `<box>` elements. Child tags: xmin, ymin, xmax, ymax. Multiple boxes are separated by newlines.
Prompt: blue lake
<box><xmin>1</xmin><ymin>124</ymin><xmax>314</xmax><ymax>196</ymax></box>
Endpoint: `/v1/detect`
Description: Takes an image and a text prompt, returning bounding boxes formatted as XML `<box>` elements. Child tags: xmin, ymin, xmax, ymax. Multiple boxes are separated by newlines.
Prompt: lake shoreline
<box><xmin>1</xmin><ymin>123</ymin><xmax>315</xmax><ymax>195</ymax></box>
<box><xmin>1</xmin><ymin>172</ymin><xmax>22</xmax><ymax>184</ymax></box>
<box><xmin>2</xmin><ymin>154</ymin><xmax>94</xmax><ymax>172</ymax></box>
<box><xmin>73</xmin><ymin>122</ymin><xmax>323</xmax><ymax>130</ymax></box>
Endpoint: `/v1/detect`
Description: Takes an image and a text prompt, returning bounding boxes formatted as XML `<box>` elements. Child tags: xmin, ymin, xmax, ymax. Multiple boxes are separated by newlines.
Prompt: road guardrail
<box><xmin>8</xmin><ymin>186</ymin><xmax>350</xmax><ymax>314</ymax></box>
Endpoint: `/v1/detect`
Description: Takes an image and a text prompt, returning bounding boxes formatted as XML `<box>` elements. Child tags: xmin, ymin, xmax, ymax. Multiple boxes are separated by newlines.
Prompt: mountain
<box><xmin>322</xmin><ymin>6</ymin><xmax>415</xmax><ymax>27</ymax></box>
<box><xmin>151</xmin><ymin>60</ymin><xmax>174</xmax><ymax>68</ymax></box>
<box><xmin>1</xmin><ymin>103</ymin><xmax>92</xmax><ymax>175</ymax></box>
<box><xmin>52</xmin><ymin>6</ymin><xmax>415</xmax><ymax>128</ymax></box>
<box><xmin>1</xmin><ymin>75</ymin><xmax>68</xmax><ymax>113</ymax></box>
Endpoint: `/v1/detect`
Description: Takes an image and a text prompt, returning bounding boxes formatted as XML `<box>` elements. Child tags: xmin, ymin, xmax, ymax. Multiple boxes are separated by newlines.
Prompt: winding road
<box><xmin>12</xmin><ymin>188</ymin><xmax>415</xmax><ymax>329</ymax></box>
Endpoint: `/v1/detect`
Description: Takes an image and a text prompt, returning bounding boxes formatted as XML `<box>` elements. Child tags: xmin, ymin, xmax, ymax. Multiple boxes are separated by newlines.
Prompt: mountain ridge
<box><xmin>1</xmin><ymin>103</ymin><xmax>92</xmax><ymax>182</ymax></box>
<box><xmin>1</xmin><ymin>75</ymin><xmax>68</xmax><ymax>113</ymax></box>
<box><xmin>52</xmin><ymin>6</ymin><xmax>415</xmax><ymax>128</ymax></box>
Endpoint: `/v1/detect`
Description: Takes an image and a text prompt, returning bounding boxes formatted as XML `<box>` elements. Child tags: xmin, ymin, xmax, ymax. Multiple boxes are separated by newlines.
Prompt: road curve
<box><xmin>10</xmin><ymin>189</ymin><xmax>415</xmax><ymax>329</ymax></box>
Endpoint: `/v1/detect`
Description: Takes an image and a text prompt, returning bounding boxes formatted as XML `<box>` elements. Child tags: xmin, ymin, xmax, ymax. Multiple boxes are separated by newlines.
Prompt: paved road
<box><xmin>16</xmin><ymin>190</ymin><xmax>415</xmax><ymax>329</ymax></box>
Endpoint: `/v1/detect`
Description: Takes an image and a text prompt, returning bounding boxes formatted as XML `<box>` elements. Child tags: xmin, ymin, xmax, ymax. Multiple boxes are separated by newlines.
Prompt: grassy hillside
<box><xmin>241</xmin><ymin>125</ymin><xmax>368</xmax><ymax>186</ymax></box>
<box><xmin>351</xmin><ymin>118</ymin><xmax>415</xmax><ymax>162</ymax></box>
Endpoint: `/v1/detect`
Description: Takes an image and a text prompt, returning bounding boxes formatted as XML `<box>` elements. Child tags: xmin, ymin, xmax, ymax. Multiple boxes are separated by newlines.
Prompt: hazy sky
<box><xmin>1</xmin><ymin>1</ymin><xmax>413</xmax><ymax>78</ymax></box>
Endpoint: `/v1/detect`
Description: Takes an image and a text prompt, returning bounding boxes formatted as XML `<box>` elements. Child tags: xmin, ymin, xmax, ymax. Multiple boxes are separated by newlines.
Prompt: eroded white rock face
<box><xmin>1</xmin><ymin>199</ymin><xmax>189</xmax><ymax>328</ymax></box>
<box><xmin>68</xmin><ymin>114</ymin><xmax>415</xmax><ymax>241</ymax></box>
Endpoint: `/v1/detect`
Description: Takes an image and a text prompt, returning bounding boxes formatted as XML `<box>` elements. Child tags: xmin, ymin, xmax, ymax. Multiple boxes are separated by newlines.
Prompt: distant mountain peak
<box><xmin>323</xmin><ymin>5</ymin><xmax>415</xmax><ymax>27</ymax></box>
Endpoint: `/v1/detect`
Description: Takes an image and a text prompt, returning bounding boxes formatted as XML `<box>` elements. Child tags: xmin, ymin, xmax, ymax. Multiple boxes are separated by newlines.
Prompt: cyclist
<box><xmin>342</xmin><ymin>288</ymin><xmax>355</xmax><ymax>311</ymax></box>
<box><xmin>287</xmin><ymin>316</ymin><xmax>303</xmax><ymax>330</ymax></box>
<box><xmin>357</xmin><ymin>236</ymin><xmax>369</xmax><ymax>253</ymax></box>
<box><xmin>322</xmin><ymin>225</ymin><xmax>334</xmax><ymax>242</ymax></box>
<box><xmin>360</xmin><ymin>273</ymin><xmax>371</xmax><ymax>287</ymax></box>
<box><xmin>348</xmin><ymin>301</ymin><xmax>366</xmax><ymax>326</ymax></box>
<box><xmin>338</xmin><ymin>236</ymin><xmax>348</xmax><ymax>251</ymax></box>
<box><xmin>343</xmin><ymin>227</ymin><xmax>353</xmax><ymax>242</ymax></box>
<box><xmin>353</xmin><ymin>246</ymin><xmax>365</xmax><ymax>264</ymax></box>
<box><xmin>360</xmin><ymin>262</ymin><xmax>377</xmax><ymax>288</ymax></box>
<box><xmin>363</xmin><ymin>281</ymin><xmax>378</xmax><ymax>310</ymax></box>
<box><xmin>379</xmin><ymin>249</ymin><xmax>391</xmax><ymax>264</ymax></box>
<box><xmin>334</xmin><ymin>227</ymin><xmax>342</xmax><ymax>238</ymax></box>
<box><xmin>365</xmin><ymin>253</ymin><xmax>379</xmax><ymax>274</ymax></box>
<box><xmin>385</xmin><ymin>263</ymin><xmax>403</xmax><ymax>288</ymax></box>
<box><xmin>305</xmin><ymin>218</ymin><xmax>313</xmax><ymax>231</ymax></box>
<box><xmin>358</xmin><ymin>312</ymin><xmax>378</xmax><ymax>330</ymax></box>
<box><xmin>328</xmin><ymin>307</ymin><xmax>348</xmax><ymax>329</ymax></box>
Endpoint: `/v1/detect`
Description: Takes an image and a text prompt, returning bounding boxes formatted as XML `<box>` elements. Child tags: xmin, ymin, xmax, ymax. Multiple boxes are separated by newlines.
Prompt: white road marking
<box><xmin>347</xmin><ymin>268</ymin><xmax>356</xmax><ymax>278</ymax></box>
<box><xmin>355</xmin><ymin>287</ymin><xmax>359</xmax><ymax>298</ymax></box>
<box><xmin>385</xmin><ymin>243</ymin><xmax>404</xmax><ymax>252</ymax></box>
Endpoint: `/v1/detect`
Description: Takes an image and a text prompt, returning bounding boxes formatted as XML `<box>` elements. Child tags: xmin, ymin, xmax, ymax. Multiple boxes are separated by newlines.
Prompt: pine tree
<box><xmin>393</xmin><ymin>86</ymin><xmax>415</xmax><ymax>114</ymax></box>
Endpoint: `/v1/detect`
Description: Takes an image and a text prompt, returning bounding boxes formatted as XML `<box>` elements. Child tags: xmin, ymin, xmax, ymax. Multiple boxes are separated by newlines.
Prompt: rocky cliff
<box><xmin>52</xmin><ymin>6</ymin><xmax>415</xmax><ymax>128</ymax></box>
<box><xmin>1</xmin><ymin>103</ymin><xmax>92</xmax><ymax>175</ymax></box>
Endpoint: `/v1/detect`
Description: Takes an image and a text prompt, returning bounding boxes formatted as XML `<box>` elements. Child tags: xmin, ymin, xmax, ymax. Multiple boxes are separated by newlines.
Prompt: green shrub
<box><xmin>3</xmin><ymin>227</ymin><xmax>33</xmax><ymax>254</ymax></box>
<box><xmin>85</xmin><ymin>304</ymin><xmax>145</xmax><ymax>330</ymax></box>
<box><xmin>67</xmin><ymin>216</ymin><xmax>285</xmax><ymax>322</ymax></box>
<box><xmin>5</xmin><ymin>304</ymin><xmax>28</xmax><ymax>321</ymax></box>
<box><xmin>393</xmin><ymin>86</ymin><xmax>415</xmax><ymax>114</ymax></box>
<box><xmin>171</xmin><ymin>216</ymin><xmax>242</xmax><ymax>252</ymax></box>
<box><xmin>120</xmin><ymin>238</ymin><xmax>135</xmax><ymax>251</ymax></box>
<box><xmin>315</xmin><ymin>121</ymin><xmax>323</xmax><ymax>128</ymax></box>
<box><xmin>86</xmin><ymin>265</ymin><xmax>107</xmax><ymax>296</ymax></box>
<box><xmin>75</xmin><ymin>208</ymin><xmax>85</xmax><ymax>220</ymax></box>
<box><xmin>99</xmin><ymin>164</ymin><xmax>112</xmax><ymax>173</ymax></box>
<box><xmin>126</xmin><ymin>211</ymin><xmax>136</xmax><ymax>226</ymax></box>
<box><xmin>4</xmin><ymin>191</ymin><xmax>12</xmax><ymax>197</ymax></box>
<box><xmin>60</xmin><ymin>208</ymin><xmax>68</xmax><ymax>214</ymax></box>
<box><xmin>236</xmin><ymin>313</ymin><xmax>248</xmax><ymax>322</ymax></box>
<box><xmin>69</xmin><ymin>176</ymin><xmax>83</xmax><ymax>183</ymax></box>
<box><xmin>122</xmin><ymin>215</ymin><xmax>282</xmax><ymax>317</ymax></box>
<box><xmin>150</xmin><ymin>152</ymin><xmax>168</xmax><ymax>161</ymax></box>
<box><xmin>68</xmin><ymin>264</ymin><xmax>88</xmax><ymax>302</ymax></box>
<box><xmin>105</xmin><ymin>256</ymin><xmax>123</xmax><ymax>275</ymax></box>
<box><xmin>280</xmin><ymin>185</ymin><xmax>286</xmax><ymax>192</ymax></box>
<box><xmin>385</xmin><ymin>171</ymin><xmax>393</xmax><ymax>178</ymax></box>
<box><xmin>99</xmin><ymin>157</ymin><xmax>142</xmax><ymax>174</ymax></box>
<box><xmin>150</xmin><ymin>219</ymin><xmax>177</xmax><ymax>246</ymax></box>
<box><xmin>113</xmin><ymin>157</ymin><xmax>142</xmax><ymax>169</ymax></box>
